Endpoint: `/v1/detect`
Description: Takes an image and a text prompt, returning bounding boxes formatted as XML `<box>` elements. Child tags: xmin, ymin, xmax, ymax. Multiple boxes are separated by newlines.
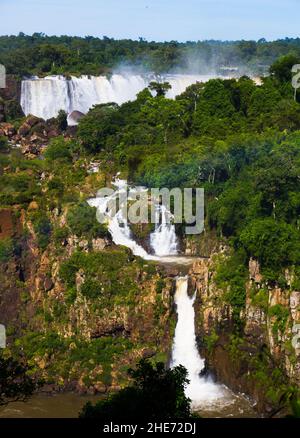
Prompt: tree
<box><xmin>67</xmin><ymin>202</ymin><xmax>108</xmax><ymax>239</ymax></box>
<box><xmin>0</xmin><ymin>136</ymin><xmax>9</xmax><ymax>153</ymax></box>
<box><xmin>56</xmin><ymin>110</ymin><xmax>68</xmax><ymax>131</ymax></box>
<box><xmin>148</xmin><ymin>81</ymin><xmax>172</xmax><ymax>97</ymax></box>
<box><xmin>0</xmin><ymin>353</ymin><xmax>37</xmax><ymax>406</ymax></box>
<box><xmin>80</xmin><ymin>359</ymin><xmax>191</xmax><ymax>419</ymax></box>
<box><xmin>238</xmin><ymin>41</ymin><xmax>257</xmax><ymax>60</ymax></box>
<box><xmin>176</xmin><ymin>82</ymin><xmax>205</xmax><ymax>112</ymax></box>
<box><xmin>140</xmin><ymin>96</ymin><xmax>187</xmax><ymax>144</ymax></box>
<box><xmin>239</xmin><ymin>218</ymin><xmax>300</xmax><ymax>277</ymax></box>
<box><xmin>77</xmin><ymin>103</ymin><xmax>119</xmax><ymax>153</ymax></box>
<box><xmin>44</xmin><ymin>137</ymin><xmax>72</xmax><ymax>161</ymax></box>
<box><xmin>270</xmin><ymin>54</ymin><xmax>300</xmax><ymax>84</ymax></box>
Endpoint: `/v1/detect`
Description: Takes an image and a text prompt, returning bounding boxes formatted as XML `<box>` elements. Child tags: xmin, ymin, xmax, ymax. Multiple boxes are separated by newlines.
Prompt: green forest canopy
<box><xmin>1</xmin><ymin>33</ymin><xmax>300</xmax><ymax>76</ymax></box>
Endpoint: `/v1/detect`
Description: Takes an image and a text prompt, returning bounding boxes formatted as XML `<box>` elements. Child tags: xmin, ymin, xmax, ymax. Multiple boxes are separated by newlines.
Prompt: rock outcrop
<box><xmin>0</xmin><ymin>75</ymin><xmax>24</xmax><ymax>121</ymax></box>
<box><xmin>0</xmin><ymin>208</ymin><xmax>176</xmax><ymax>395</ymax></box>
<box><xmin>189</xmin><ymin>255</ymin><xmax>300</xmax><ymax>413</ymax></box>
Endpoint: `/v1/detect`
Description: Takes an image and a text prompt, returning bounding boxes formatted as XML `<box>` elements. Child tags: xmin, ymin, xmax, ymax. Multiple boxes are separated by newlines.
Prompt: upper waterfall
<box><xmin>150</xmin><ymin>204</ymin><xmax>178</xmax><ymax>257</ymax></box>
<box><xmin>20</xmin><ymin>73</ymin><xmax>219</xmax><ymax>123</ymax></box>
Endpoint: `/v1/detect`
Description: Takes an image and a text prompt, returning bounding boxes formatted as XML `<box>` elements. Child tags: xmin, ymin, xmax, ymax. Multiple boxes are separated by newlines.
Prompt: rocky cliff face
<box><xmin>189</xmin><ymin>255</ymin><xmax>300</xmax><ymax>413</ymax></box>
<box><xmin>0</xmin><ymin>114</ymin><xmax>71</xmax><ymax>158</ymax></box>
<box><xmin>1</xmin><ymin>199</ymin><xmax>299</xmax><ymax>409</ymax></box>
<box><xmin>0</xmin><ymin>75</ymin><xmax>23</xmax><ymax>122</ymax></box>
<box><xmin>0</xmin><ymin>207</ymin><xmax>176</xmax><ymax>394</ymax></box>
<box><xmin>0</xmin><ymin>75</ymin><xmax>21</xmax><ymax>102</ymax></box>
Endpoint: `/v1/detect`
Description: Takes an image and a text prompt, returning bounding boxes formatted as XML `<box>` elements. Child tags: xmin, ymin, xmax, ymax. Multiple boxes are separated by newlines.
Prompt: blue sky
<box><xmin>1</xmin><ymin>0</ymin><xmax>299</xmax><ymax>41</ymax></box>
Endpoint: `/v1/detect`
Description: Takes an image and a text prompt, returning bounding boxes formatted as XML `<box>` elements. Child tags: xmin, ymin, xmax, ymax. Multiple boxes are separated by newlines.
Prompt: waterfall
<box><xmin>171</xmin><ymin>276</ymin><xmax>226</xmax><ymax>409</ymax></box>
<box><xmin>88</xmin><ymin>179</ymin><xmax>156</xmax><ymax>260</ymax></box>
<box><xmin>150</xmin><ymin>204</ymin><xmax>178</xmax><ymax>257</ymax></box>
<box><xmin>20</xmin><ymin>73</ymin><xmax>219</xmax><ymax>122</ymax></box>
<box><xmin>88</xmin><ymin>178</ymin><xmax>180</xmax><ymax>260</ymax></box>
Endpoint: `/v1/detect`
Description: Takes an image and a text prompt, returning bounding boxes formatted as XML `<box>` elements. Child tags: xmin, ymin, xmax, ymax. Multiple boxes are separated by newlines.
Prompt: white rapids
<box><xmin>88</xmin><ymin>179</ymin><xmax>154</xmax><ymax>260</ymax></box>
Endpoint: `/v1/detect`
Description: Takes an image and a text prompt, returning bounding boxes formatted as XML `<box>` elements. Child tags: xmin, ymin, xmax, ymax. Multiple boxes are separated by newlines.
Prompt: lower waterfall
<box><xmin>171</xmin><ymin>276</ymin><xmax>226</xmax><ymax>409</ymax></box>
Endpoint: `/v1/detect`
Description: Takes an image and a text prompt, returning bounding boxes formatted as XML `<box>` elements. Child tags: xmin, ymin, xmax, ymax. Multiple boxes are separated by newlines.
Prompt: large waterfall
<box><xmin>171</xmin><ymin>277</ymin><xmax>228</xmax><ymax>409</ymax></box>
<box><xmin>21</xmin><ymin>73</ymin><xmax>219</xmax><ymax>123</ymax></box>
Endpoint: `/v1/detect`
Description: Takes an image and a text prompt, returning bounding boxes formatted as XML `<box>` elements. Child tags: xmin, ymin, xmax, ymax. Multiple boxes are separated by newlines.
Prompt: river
<box><xmin>0</xmin><ymin>392</ymin><xmax>257</xmax><ymax>418</ymax></box>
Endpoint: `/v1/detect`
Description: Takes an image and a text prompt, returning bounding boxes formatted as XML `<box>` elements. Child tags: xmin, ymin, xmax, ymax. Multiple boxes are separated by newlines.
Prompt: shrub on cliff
<box><xmin>30</xmin><ymin>211</ymin><xmax>52</xmax><ymax>251</ymax></box>
<box><xmin>0</xmin><ymin>136</ymin><xmax>9</xmax><ymax>153</ymax></box>
<box><xmin>44</xmin><ymin>137</ymin><xmax>72</xmax><ymax>162</ymax></box>
<box><xmin>80</xmin><ymin>359</ymin><xmax>191</xmax><ymax>419</ymax></box>
<box><xmin>239</xmin><ymin>219</ymin><xmax>300</xmax><ymax>281</ymax></box>
<box><xmin>0</xmin><ymin>238</ymin><xmax>14</xmax><ymax>262</ymax></box>
<box><xmin>0</xmin><ymin>353</ymin><xmax>38</xmax><ymax>406</ymax></box>
<box><xmin>77</xmin><ymin>103</ymin><xmax>119</xmax><ymax>153</ymax></box>
<box><xmin>67</xmin><ymin>202</ymin><xmax>108</xmax><ymax>240</ymax></box>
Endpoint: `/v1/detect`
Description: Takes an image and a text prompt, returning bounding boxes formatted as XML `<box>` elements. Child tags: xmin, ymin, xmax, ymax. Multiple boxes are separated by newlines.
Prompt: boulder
<box><xmin>47</xmin><ymin>129</ymin><xmax>60</xmax><ymax>138</ymax></box>
<box><xmin>18</xmin><ymin>123</ymin><xmax>31</xmax><ymax>137</ymax></box>
<box><xmin>44</xmin><ymin>277</ymin><xmax>54</xmax><ymax>292</ymax></box>
<box><xmin>68</xmin><ymin>110</ymin><xmax>85</xmax><ymax>126</ymax></box>
<box><xmin>26</xmin><ymin>115</ymin><xmax>42</xmax><ymax>127</ymax></box>
<box><xmin>21</xmin><ymin>142</ymin><xmax>41</xmax><ymax>156</ymax></box>
<box><xmin>92</xmin><ymin>238</ymin><xmax>107</xmax><ymax>251</ymax></box>
<box><xmin>0</xmin><ymin>122</ymin><xmax>15</xmax><ymax>137</ymax></box>
<box><xmin>18</xmin><ymin>115</ymin><xmax>44</xmax><ymax>137</ymax></box>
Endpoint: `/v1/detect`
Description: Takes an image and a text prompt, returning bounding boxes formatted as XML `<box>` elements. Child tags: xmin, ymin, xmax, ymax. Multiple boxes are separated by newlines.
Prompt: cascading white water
<box><xmin>20</xmin><ymin>73</ymin><xmax>219</xmax><ymax>122</ymax></box>
<box><xmin>150</xmin><ymin>204</ymin><xmax>178</xmax><ymax>257</ymax></box>
<box><xmin>171</xmin><ymin>276</ymin><xmax>227</xmax><ymax>409</ymax></box>
<box><xmin>88</xmin><ymin>179</ymin><xmax>157</xmax><ymax>260</ymax></box>
<box><xmin>88</xmin><ymin>178</ymin><xmax>179</xmax><ymax>260</ymax></box>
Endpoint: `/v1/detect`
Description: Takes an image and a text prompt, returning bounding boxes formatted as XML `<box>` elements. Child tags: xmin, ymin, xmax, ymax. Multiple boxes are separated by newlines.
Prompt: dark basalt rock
<box><xmin>91</xmin><ymin>324</ymin><xmax>130</xmax><ymax>339</ymax></box>
<box><xmin>44</xmin><ymin>277</ymin><xmax>54</xmax><ymax>292</ymax></box>
<box><xmin>68</xmin><ymin>110</ymin><xmax>85</xmax><ymax>125</ymax></box>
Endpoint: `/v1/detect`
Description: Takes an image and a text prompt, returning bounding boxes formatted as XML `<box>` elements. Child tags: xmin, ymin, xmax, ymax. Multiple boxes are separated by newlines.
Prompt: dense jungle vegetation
<box><xmin>1</xmin><ymin>33</ymin><xmax>300</xmax><ymax>75</ymax></box>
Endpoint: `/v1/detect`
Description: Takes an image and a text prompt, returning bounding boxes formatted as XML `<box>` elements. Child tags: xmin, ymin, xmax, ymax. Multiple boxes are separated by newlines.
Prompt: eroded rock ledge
<box><xmin>189</xmin><ymin>256</ymin><xmax>300</xmax><ymax>413</ymax></box>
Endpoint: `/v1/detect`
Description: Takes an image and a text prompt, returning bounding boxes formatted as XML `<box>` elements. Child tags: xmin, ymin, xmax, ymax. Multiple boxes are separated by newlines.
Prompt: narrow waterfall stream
<box><xmin>171</xmin><ymin>277</ymin><xmax>226</xmax><ymax>409</ymax></box>
<box><xmin>150</xmin><ymin>204</ymin><xmax>178</xmax><ymax>257</ymax></box>
<box><xmin>171</xmin><ymin>277</ymin><xmax>256</xmax><ymax>415</ymax></box>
